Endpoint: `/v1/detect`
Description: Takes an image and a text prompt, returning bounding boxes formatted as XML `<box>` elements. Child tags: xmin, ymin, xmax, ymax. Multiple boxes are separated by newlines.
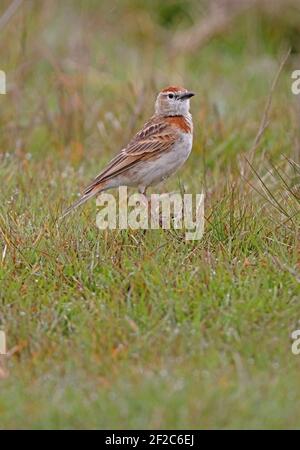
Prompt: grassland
<box><xmin>0</xmin><ymin>0</ymin><xmax>299</xmax><ymax>429</ymax></box>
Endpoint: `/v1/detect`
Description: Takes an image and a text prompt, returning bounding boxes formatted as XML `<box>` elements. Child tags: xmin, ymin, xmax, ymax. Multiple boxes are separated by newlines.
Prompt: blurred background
<box><xmin>1</xmin><ymin>0</ymin><xmax>300</xmax><ymax>170</ymax></box>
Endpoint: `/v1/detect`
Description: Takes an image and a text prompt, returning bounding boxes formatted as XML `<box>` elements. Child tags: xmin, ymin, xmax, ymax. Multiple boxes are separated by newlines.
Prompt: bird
<box><xmin>61</xmin><ymin>86</ymin><xmax>195</xmax><ymax>219</ymax></box>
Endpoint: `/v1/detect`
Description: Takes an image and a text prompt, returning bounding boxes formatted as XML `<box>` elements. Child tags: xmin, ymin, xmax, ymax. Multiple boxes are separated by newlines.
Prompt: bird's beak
<box><xmin>178</xmin><ymin>91</ymin><xmax>195</xmax><ymax>100</ymax></box>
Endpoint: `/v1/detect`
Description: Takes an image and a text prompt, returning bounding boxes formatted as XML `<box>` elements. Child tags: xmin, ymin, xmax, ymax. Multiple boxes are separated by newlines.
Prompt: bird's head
<box><xmin>155</xmin><ymin>86</ymin><xmax>195</xmax><ymax>116</ymax></box>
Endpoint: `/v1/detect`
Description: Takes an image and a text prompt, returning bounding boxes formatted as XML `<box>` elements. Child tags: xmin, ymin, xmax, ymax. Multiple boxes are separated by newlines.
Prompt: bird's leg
<box><xmin>153</xmin><ymin>192</ymin><xmax>182</xmax><ymax>228</ymax></box>
<box><xmin>161</xmin><ymin>191</ymin><xmax>182</xmax><ymax>225</ymax></box>
<box><xmin>140</xmin><ymin>190</ymin><xmax>171</xmax><ymax>228</ymax></box>
<box><xmin>138</xmin><ymin>186</ymin><xmax>150</xmax><ymax>216</ymax></box>
<box><xmin>137</xmin><ymin>187</ymin><xmax>150</xmax><ymax>232</ymax></box>
<box><xmin>138</xmin><ymin>186</ymin><xmax>149</xmax><ymax>208</ymax></box>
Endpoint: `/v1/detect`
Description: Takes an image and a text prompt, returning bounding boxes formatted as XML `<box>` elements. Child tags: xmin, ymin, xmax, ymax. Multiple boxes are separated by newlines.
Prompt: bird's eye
<box><xmin>168</xmin><ymin>93</ymin><xmax>174</xmax><ymax>99</ymax></box>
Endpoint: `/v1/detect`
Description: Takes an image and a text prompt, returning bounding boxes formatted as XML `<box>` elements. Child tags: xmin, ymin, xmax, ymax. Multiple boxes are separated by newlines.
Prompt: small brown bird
<box><xmin>62</xmin><ymin>86</ymin><xmax>195</xmax><ymax>218</ymax></box>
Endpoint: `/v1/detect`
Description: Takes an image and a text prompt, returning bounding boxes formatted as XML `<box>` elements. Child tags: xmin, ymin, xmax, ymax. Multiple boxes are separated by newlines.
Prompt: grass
<box><xmin>0</xmin><ymin>0</ymin><xmax>299</xmax><ymax>429</ymax></box>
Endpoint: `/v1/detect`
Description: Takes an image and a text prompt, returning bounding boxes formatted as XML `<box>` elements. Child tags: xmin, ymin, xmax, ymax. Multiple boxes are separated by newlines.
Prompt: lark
<box><xmin>62</xmin><ymin>86</ymin><xmax>195</xmax><ymax>218</ymax></box>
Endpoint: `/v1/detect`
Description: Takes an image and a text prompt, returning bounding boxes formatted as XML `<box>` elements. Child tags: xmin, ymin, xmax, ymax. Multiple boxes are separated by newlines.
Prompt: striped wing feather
<box><xmin>83</xmin><ymin>116</ymin><xmax>178</xmax><ymax>194</ymax></box>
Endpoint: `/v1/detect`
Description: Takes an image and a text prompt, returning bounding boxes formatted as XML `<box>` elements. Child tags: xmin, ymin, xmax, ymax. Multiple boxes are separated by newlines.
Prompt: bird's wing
<box><xmin>82</xmin><ymin>115</ymin><xmax>179</xmax><ymax>194</ymax></box>
<box><xmin>60</xmin><ymin>116</ymin><xmax>180</xmax><ymax>219</ymax></box>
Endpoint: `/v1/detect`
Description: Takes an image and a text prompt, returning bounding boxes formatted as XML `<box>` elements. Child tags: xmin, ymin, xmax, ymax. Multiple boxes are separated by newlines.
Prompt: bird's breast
<box><xmin>130</xmin><ymin>131</ymin><xmax>193</xmax><ymax>187</ymax></box>
<box><xmin>173</xmin><ymin>131</ymin><xmax>193</xmax><ymax>162</ymax></box>
<box><xmin>165</xmin><ymin>115</ymin><xmax>193</xmax><ymax>134</ymax></box>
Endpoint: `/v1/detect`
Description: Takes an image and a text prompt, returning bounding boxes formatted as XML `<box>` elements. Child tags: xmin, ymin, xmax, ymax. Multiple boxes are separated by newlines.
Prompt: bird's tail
<box><xmin>60</xmin><ymin>185</ymin><xmax>102</xmax><ymax>220</ymax></box>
